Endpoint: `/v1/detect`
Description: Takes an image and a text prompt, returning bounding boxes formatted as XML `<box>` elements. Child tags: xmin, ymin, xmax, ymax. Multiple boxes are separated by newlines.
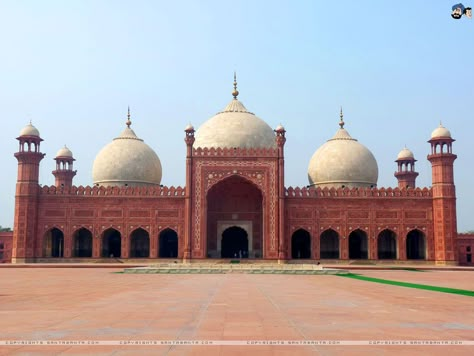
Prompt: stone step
<box><xmin>123</xmin><ymin>264</ymin><xmax>348</xmax><ymax>275</ymax></box>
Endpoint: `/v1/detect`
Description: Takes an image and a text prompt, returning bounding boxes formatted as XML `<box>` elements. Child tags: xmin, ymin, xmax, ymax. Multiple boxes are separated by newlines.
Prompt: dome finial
<box><xmin>232</xmin><ymin>71</ymin><xmax>239</xmax><ymax>99</ymax></box>
<box><xmin>126</xmin><ymin>106</ymin><xmax>132</xmax><ymax>128</ymax></box>
<box><xmin>339</xmin><ymin>107</ymin><xmax>345</xmax><ymax>129</ymax></box>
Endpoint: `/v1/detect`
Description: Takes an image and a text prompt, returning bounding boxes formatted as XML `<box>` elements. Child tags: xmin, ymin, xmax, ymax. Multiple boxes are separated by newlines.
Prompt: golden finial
<box><xmin>126</xmin><ymin>106</ymin><xmax>132</xmax><ymax>128</ymax></box>
<box><xmin>339</xmin><ymin>107</ymin><xmax>345</xmax><ymax>129</ymax></box>
<box><xmin>232</xmin><ymin>71</ymin><xmax>239</xmax><ymax>99</ymax></box>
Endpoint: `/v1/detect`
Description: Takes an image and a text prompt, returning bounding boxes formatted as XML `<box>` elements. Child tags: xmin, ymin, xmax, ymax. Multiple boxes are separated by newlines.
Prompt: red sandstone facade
<box><xmin>10</xmin><ymin>121</ymin><xmax>463</xmax><ymax>265</ymax></box>
<box><xmin>0</xmin><ymin>232</ymin><xmax>13</xmax><ymax>263</ymax></box>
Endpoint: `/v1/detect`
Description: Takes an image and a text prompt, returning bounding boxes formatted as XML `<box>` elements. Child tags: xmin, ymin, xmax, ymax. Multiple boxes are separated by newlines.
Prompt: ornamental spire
<box><xmin>126</xmin><ymin>106</ymin><xmax>132</xmax><ymax>128</ymax></box>
<box><xmin>232</xmin><ymin>72</ymin><xmax>239</xmax><ymax>99</ymax></box>
<box><xmin>339</xmin><ymin>107</ymin><xmax>345</xmax><ymax>129</ymax></box>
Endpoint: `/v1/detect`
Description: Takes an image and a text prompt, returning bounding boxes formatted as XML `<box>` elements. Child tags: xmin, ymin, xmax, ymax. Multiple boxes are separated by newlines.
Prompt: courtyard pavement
<box><xmin>0</xmin><ymin>267</ymin><xmax>473</xmax><ymax>355</ymax></box>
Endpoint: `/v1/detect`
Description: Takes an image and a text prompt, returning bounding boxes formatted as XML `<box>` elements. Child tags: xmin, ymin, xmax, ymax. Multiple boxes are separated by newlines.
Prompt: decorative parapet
<box><xmin>284</xmin><ymin>186</ymin><xmax>432</xmax><ymax>198</ymax></box>
<box><xmin>193</xmin><ymin>146</ymin><xmax>279</xmax><ymax>157</ymax></box>
<box><xmin>39</xmin><ymin>185</ymin><xmax>186</xmax><ymax>197</ymax></box>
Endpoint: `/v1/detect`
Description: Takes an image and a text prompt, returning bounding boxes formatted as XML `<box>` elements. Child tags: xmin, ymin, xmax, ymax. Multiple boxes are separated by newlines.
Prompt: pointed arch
<box><xmin>72</xmin><ymin>227</ymin><xmax>93</xmax><ymax>257</ymax></box>
<box><xmin>206</xmin><ymin>174</ymin><xmax>263</xmax><ymax>259</ymax></box>
<box><xmin>377</xmin><ymin>229</ymin><xmax>397</xmax><ymax>259</ymax></box>
<box><xmin>320</xmin><ymin>229</ymin><xmax>340</xmax><ymax>259</ymax></box>
<box><xmin>130</xmin><ymin>228</ymin><xmax>150</xmax><ymax>258</ymax></box>
<box><xmin>291</xmin><ymin>229</ymin><xmax>311</xmax><ymax>259</ymax></box>
<box><xmin>221</xmin><ymin>226</ymin><xmax>249</xmax><ymax>258</ymax></box>
<box><xmin>406</xmin><ymin>229</ymin><xmax>426</xmax><ymax>260</ymax></box>
<box><xmin>159</xmin><ymin>228</ymin><xmax>178</xmax><ymax>258</ymax></box>
<box><xmin>101</xmin><ymin>228</ymin><xmax>121</xmax><ymax>258</ymax></box>
<box><xmin>349</xmin><ymin>229</ymin><xmax>368</xmax><ymax>259</ymax></box>
<box><xmin>43</xmin><ymin>227</ymin><xmax>64</xmax><ymax>258</ymax></box>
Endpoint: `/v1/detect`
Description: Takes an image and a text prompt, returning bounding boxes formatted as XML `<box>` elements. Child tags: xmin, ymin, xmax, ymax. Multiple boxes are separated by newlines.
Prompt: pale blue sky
<box><xmin>1</xmin><ymin>1</ymin><xmax>473</xmax><ymax>230</ymax></box>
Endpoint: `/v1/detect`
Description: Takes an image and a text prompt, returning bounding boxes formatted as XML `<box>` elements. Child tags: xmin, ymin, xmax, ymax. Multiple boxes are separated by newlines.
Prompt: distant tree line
<box><xmin>0</xmin><ymin>226</ymin><xmax>12</xmax><ymax>232</ymax></box>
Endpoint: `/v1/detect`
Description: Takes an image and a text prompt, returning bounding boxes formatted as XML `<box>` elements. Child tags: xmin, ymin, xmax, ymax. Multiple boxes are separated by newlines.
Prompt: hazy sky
<box><xmin>1</xmin><ymin>1</ymin><xmax>473</xmax><ymax>231</ymax></box>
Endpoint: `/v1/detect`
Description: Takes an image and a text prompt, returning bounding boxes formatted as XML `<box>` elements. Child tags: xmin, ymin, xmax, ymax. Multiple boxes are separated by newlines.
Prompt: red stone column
<box><xmin>275</xmin><ymin>125</ymin><xmax>286</xmax><ymax>262</ymax></box>
<box><xmin>183</xmin><ymin>125</ymin><xmax>195</xmax><ymax>261</ymax></box>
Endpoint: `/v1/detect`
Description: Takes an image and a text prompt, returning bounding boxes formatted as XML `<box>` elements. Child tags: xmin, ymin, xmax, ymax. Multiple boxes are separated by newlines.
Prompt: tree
<box><xmin>0</xmin><ymin>226</ymin><xmax>12</xmax><ymax>232</ymax></box>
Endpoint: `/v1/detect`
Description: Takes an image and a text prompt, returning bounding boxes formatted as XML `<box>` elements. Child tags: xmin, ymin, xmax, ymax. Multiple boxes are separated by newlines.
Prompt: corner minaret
<box><xmin>394</xmin><ymin>147</ymin><xmax>419</xmax><ymax>188</ymax></box>
<box><xmin>13</xmin><ymin>122</ymin><xmax>45</xmax><ymax>263</ymax></box>
<box><xmin>183</xmin><ymin>123</ymin><xmax>195</xmax><ymax>262</ymax></box>
<box><xmin>53</xmin><ymin>145</ymin><xmax>76</xmax><ymax>188</ymax></box>
<box><xmin>427</xmin><ymin>123</ymin><xmax>457</xmax><ymax>264</ymax></box>
<box><xmin>274</xmin><ymin>123</ymin><xmax>286</xmax><ymax>261</ymax></box>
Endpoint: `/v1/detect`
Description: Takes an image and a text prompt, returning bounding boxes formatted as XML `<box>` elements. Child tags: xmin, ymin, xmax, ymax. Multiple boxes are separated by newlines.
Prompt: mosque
<box><xmin>8</xmin><ymin>76</ymin><xmax>469</xmax><ymax>265</ymax></box>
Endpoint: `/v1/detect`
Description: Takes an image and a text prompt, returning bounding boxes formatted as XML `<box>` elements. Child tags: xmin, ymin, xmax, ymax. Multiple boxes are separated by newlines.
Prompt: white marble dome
<box><xmin>308</xmin><ymin>124</ymin><xmax>378</xmax><ymax>188</ymax></box>
<box><xmin>19</xmin><ymin>123</ymin><xmax>40</xmax><ymax>137</ymax></box>
<box><xmin>431</xmin><ymin>123</ymin><xmax>451</xmax><ymax>138</ymax></box>
<box><xmin>397</xmin><ymin>147</ymin><xmax>414</xmax><ymax>160</ymax></box>
<box><xmin>194</xmin><ymin>98</ymin><xmax>276</xmax><ymax>149</ymax></box>
<box><xmin>92</xmin><ymin>125</ymin><xmax>162</xmax><ymax>187</ymax></box>
<box><xmin>56</xmin><ymin>145</ymin><xmax>73</xmax><ymax>158</ymax></box>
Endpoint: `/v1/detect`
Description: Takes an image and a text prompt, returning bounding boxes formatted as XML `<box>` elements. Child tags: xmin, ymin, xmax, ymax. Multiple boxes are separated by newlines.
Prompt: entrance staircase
<box><xmin>123</xmin><ymin>263</ymin><xmax>348</xmax><ymax>275</ymax></box>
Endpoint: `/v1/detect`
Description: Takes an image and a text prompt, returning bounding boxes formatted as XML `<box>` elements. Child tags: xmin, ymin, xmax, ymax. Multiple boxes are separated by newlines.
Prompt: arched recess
<box><xmin>349</xmin><ymin>229</ymin><xmax>368</xmax><ymax>259</ymax></box>
<box><xmin>221</xmin><ymin>226</ymin><xmax>248</xmax><ymax>258</ymax></box>
<box><xmin>130</xmin><ymin>228</ymin><xmax>150</xmax><ymax>258</ymax></box>
<box><xmin>406</xmin><ymin>229</ymin><xmax>426</xmax><ymax>260</ymax></box>
<box><xmin>43</xmin><ymin>228</ymin><xmax>64</xmax><ymax>258</ymax></box>
<box><xmin>291</xmin><ymin>229</ymin><xmax>311</xmax><ymax>259</ymax></box>
<box><xmin>320</xmin><ymin>229</ymin><xmax>340</xmax><ymax>259</ymax></box>
<box><xmin>377</xmin><ymin>229</ymin><xmax>397</xmax><ymax>259</ymax></box>
<box><xmin>73</xmin><ymin>228</ymin><xmax>92</xmax><ymax>257</ymax></box>
<box><xmin>102</xmin><ymin>228</ymin><xmax>121</xmax><ymax>258</ymax></box>
<box><xmin>206</xmin><ymin>175</ymin><xmax>263</xmax><ymax>258</ymax></box>
<box><xmin>159</xmin><ymin>228</ymin><xmax>178</xmax><ymax>258</ymax></box>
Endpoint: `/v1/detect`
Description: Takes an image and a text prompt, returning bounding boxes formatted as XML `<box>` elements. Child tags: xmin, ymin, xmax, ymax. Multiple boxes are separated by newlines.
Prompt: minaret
<box><xmin>183</xmin><ymin>122</ymin><xmax>195</xmax><ymax>262</ymax></box>
<box><xmin>12</xmin><ymin>122</ymin><xmax>45</xmax><ymax>263</ymax></box>
<box><xmin>275</xmin><ymin>123</ymin><xmax>286</xmax><ymax>261</ymax></box>
<box><xmin>52</xmin><ymin>146</ymin><xmax>76</xmax><ymax>188</ymax></box>
<box><xmin>427</xmin><ymin>123</ymin><xmax>457</xmax><ymax>264</ymax></box>
<box><xmin>394</xmin><ymin>147</ymin><xmax>419</xmax><ymax>188</ymax></box>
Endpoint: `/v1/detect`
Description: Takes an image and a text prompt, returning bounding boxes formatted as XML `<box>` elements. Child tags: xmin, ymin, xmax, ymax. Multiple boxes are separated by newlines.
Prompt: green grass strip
<box><xmin>339</xmin><ymin>273</ymin><xmax>474</xmax><ymax>297</ymax></box>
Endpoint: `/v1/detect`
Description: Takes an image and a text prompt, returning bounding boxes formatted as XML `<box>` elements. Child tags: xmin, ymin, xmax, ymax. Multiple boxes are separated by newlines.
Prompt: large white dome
<box><xmin>308</xmin><ymin>122</ymin><xmax>378</xmax><ymax>188</ymax></box>
<box><xmin>194</xmin><ymin>96</ymin><xmax>276</xmax><ymax>149</ymax></box>
<box><xmin>92</xmin><ymin>124</ymin><xmax>162</xmax><ymax>187</ymax></box>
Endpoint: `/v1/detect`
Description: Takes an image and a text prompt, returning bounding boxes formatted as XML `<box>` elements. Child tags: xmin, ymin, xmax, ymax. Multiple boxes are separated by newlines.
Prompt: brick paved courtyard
<box><xmin>0</xmin><ymin>267</ymin><xmax>473</xmax><ymax>355</ymax></box>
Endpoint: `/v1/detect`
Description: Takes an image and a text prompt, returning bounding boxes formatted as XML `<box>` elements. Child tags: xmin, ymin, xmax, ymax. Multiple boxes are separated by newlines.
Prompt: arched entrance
<box><xmin>130</xmin><ymin>228</ymin><xmax>150</xmax><ymax>258</ymax></box>
<box><xmin>221</xmin><ymin>226</ymin><xmax>248</xmax><ymax>258</ymax></box>
<box><xmin>159</xmin><ymin>229</ymin><xmax>178</xmax><ymax>258</ymax></box>
<box><xmin>378</xmin><ymin>229</ymin><xmax>397</xmax><ymax>259</ymax></box>
<box><xmin>320</xmin><ymin>229</ymin><xmax>339</xmax><ymax>259</ymax></box>
<box><xmin>43</xmin><ymin>228</ymin><xmax>64</xmax><ymax>257</ymax></box>
<box><xmin>206</xmin><ymin>175</ymin><xmax>263</xmax><ymax>258</ymax></box>
<box><xmin>102</xmin><ymin>228</ymin><xmax>121</xmax><ymax>258</ymax></box>
<box><xmin>349</xmin><ymin>229</ymin><xmax>368</xmax><ymax>259</ymax></box>
<box><xmin>291</xmin><ymin>229</ymin><xmax>311</xmax><ymax>259</ymax></box>
<box><xmin>406</xmin><ymin>229</ymin><xmax>426</xmax><ymax>260</ymax></box>
<box><xmin>73</xmin><ymin>228</ymin><xmax>92</xmax><ymax>257</ymax></box>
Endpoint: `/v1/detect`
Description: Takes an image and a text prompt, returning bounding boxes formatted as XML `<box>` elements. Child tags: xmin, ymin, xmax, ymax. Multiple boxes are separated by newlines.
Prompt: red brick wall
<box><xmin>457</xmin><ymin>233</ymin><xmax>474</xmax><ymax>265</ymax></box>
<box><xmin>0</xmin><ymin>231</ymin><xmax>13</xmax><ymax>263</ymax></box>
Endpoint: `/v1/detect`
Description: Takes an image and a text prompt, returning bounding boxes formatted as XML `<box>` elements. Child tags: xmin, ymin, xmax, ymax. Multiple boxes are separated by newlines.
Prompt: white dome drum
<box><xmin>307</xmin><ymin>113</ymin><xmax>378</xmax><ymax>189</ymax></box>
<box><xmin>92</xmin><ymin>115</ymin><xmax>162</xmax><ymax>187</ymax></box>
